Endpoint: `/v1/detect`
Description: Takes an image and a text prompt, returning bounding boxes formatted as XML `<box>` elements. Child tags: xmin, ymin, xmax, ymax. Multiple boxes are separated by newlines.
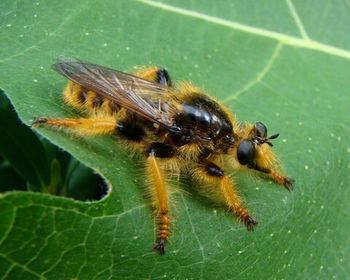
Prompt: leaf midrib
<box><xmin>137</xmin><ymin>0</ymin><xmax>350</xmax><ymax>60</ymax></box>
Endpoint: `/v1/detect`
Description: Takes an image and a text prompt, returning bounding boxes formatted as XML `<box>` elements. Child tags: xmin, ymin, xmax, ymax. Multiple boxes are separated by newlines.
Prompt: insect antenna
<box><xmin>263</xmin><ymin>133</ymin><xmax>280</xmax><ymax>147</ymax></box>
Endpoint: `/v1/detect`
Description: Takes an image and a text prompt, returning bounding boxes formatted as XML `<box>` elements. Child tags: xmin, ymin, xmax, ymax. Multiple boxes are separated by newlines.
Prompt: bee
<box><xmin>33</xmin><ymin>58</ymin><xmax>294</xmax><ymax>254</ymax></box>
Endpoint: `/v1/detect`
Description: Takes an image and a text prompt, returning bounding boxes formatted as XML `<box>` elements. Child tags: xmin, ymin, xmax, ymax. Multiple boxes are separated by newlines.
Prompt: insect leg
<box><xmin>145</xmin><ymin>142</ymin><xmax>175</xmax><ymax>254</ymax></box>
<box><xmin>193</xmin><ymin>161</ymin><xmax>258</xmax><ymax>231</ymax></box>
<box><xmin>134</xmin><ymin>67</ymin><xmax>172</xmax><ymax>86</ymax></box>
<box><xmin>32</xmin><ymin>116</ymin><xmax>117</xmax><ymax>135</ymax></box>
<box><xmin>33</xmin><ymin>113</ymin><xmax>150</xmax><ymax>145</ymax></box>
<box><xmin>248</xmin><ymin>163</ymin><xmax>295</xmax><ymax>191</ymax></box>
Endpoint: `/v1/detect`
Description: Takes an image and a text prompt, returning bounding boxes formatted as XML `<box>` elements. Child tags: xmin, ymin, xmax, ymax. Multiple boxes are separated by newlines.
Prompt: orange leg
<box><xmin>32</xmin><ymin>116</ymin><xmax>117</xmax><ymax>136</ymax></box>
<box><xmin>270</xmin><ymin>171</ymin><xmax>294</xmax><ymax>190</ymax></box>
<box><xmin>32</xmin><ymin>115</ymin><xmax>150</xmax><ymax>147</ymax></box>
<box><xmin>146</xmin><ymin>153</ymin><xmax>171</xmax><ymax>254</ymax></box>
<box><xmin>192</xmin><ymin>162</ymin><xmax>258</xmax><ymax>231</ymax></box>
<box><xmin>219</xmin><ymin>175</ymin><xmax>258</xmax><ymax>230</ymax></box>
<box><xmin>249</xmin><ymin>163</ymin><xmax>294</xmax><ymax>191</ymax></box>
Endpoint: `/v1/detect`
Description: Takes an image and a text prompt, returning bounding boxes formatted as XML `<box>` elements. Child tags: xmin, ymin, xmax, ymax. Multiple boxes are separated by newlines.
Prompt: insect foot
<box><xmin>153</xmin><ymin>238</ymin><xmax>166</xmax><ymax>255</ymax></box>
<box><xmin>283</xmin><ymin>177</ymin><xmax>295</xmax><ymax>191</ymax></box>
<box><xmin>31</xmin><ymin>117</ymin><xmax>48</xmax><ymax>127</ymax></box>
<box><xmin>243</xmin><ymin>216</ymin><xmax>258</xmax><ymax>231</ymax></box>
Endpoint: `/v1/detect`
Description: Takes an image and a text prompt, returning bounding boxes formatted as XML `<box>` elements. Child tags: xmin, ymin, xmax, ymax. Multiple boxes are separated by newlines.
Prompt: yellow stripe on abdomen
<box><xmin>62</xmin><ymin>81</ymin><xmax>120</xmax><ymax>115</ymax></box>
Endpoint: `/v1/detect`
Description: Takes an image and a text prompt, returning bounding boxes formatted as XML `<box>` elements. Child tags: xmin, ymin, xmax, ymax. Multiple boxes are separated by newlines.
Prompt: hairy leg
<box><xmin>145</xmin><ymin>142</ymin><xmax>176</xmax><ymax>254</ymax></box>
<box><xmin>192</xmin><ymin>161</ymin><xmax>258</xmax><ymax>230</ymax></box>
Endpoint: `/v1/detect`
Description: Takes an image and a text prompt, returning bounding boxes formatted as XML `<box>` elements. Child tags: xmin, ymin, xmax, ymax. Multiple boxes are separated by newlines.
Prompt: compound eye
<box><xmin>237</xmin><ymin>140</ymin><xmax>255</xmax><ymax>165</ymax></box>
<box><xmin>255</xmin><ymin>122</ymin><xmax>267</xmax><ymax>138</ymax></box>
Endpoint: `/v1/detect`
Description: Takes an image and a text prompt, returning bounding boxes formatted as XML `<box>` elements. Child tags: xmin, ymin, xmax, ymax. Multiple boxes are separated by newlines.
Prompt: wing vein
<box><xmin>52</xmin><ymin>58</ymin><xmax>180</xmax><ymax>131</ymax></box>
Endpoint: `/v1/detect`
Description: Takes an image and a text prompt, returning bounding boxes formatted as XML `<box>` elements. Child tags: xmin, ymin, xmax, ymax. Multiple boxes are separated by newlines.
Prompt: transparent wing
<box><xmin>52</xmin><ymin>58</ymin><xmax>180</xmax><ymax>131</ymax></box>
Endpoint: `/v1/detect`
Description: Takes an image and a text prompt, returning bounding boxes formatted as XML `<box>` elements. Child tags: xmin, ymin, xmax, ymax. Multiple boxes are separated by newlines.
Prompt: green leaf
<box><xmin>0</xmin><ymin>0</ymin><xmax>349</xmax><ymax>279</ymax></box>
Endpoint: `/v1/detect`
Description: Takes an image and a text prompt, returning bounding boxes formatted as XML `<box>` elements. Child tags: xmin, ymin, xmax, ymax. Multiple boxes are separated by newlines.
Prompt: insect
<box><xmin>33</xmin><ymin>58</ymin><xmax>294</xmax><ymax>254</ymax></box>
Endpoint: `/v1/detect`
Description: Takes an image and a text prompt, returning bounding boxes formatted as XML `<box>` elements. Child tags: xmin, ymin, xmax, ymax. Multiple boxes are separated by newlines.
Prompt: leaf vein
<box><xmin>75</xmin><ymin>219</ymin><xmax>94</xmax><ymax>278</ymax></box>
<box><xmin>224</xmin><ymin>42</ymin><xmax>283</xmax><ymax>103</ymax></box>
<box><xmin>0</xmin><ymin>262</ymin><xmax>15</xmax><ymax>280</ymax></box>
<box><xmin>179</xmin><ymin>194</ymin><xmax>205</xmax><ymax>270</ymax></box>
<box><xmin>137</xmin><ymin>0</ymin><xmax>350</xmax><ymax>59</ymax></box>
<box><xmin>0</xmin><ymin>253</ymin><xmax>46</xmax><ymax>279</ymax></box>
<box><xmin>286</xmin><ymin>0</ymin><xmax>310</xmax><ymax>40</ymax></box>
<box><xmin>0</xmin><ymin>202</ymin><xmax>17</xmax><ymax>247</ymax></box>
<box><xmin>0</xmin><ymin>2</ymin><xmax>93</xmax><ymax>64</ymax></box>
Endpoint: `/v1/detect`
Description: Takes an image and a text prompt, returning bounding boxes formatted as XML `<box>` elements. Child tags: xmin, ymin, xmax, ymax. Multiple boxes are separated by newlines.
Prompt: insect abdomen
<box><xmin>63</xmin><ymin>81</ymin><xmax>120</xmax><ymax>115</ymax></box>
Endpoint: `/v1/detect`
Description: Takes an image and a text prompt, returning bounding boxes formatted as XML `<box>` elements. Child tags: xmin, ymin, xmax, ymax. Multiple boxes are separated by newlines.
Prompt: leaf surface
<box><xmin>0</xmin><ymin>0</ymin><xmax>349</xmax><ymax>279</ymax></box>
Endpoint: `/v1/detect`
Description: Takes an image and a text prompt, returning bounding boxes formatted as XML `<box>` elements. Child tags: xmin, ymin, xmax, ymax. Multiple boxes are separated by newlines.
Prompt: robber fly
<box><xmin>33</xmin><ymin>58</ymin><xmax>294</xmax><ymax>254</ymax></box>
